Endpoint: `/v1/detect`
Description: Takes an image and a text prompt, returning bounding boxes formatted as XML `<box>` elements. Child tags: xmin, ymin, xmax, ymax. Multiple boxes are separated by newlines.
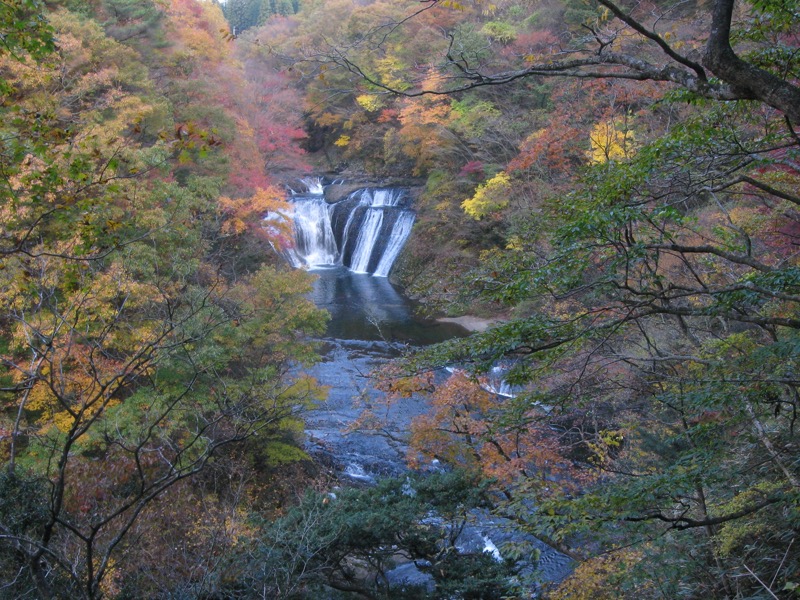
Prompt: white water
<box><xmin>370</xmin><ymin>188</ymin><xmax>403</xmax><ymax>207</ymax></box>
<box><xmin>349</xmin><ymin>209</ymin><xmax>384</xmax><ymax>273</ymax></box>
<box><xmin>290</xmin><ymin>176</ymin><xmax>324</xmax><ymax>196</ymax></box>
<box><xmin>445</xmin><ymin>365</ymin><xmax>519</xmax><ymax>398</ymax></box>
<box><xmin>374</xmin><ymin>211</ymin><xmax>415</xmax><ymax>277</ymax></box>
<box><xmin>284</xmin><ymin>184</ymin><xmax>414</xmax><ymax>277</ymax></box>
<box><xmin>482</xmin><ymin>535</ymin><xmax>503</xmax><ymax>562</ymax></box>
<box><xmin>285</xmin><ymin>197</ymin><xmax>338</xmax><ymax>268</ymax></box>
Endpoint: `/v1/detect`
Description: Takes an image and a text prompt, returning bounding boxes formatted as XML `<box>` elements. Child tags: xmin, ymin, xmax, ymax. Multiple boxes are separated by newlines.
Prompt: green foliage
<box><xmin>233</xmin><ymin>471</ymin><xmax>522</xmax><ymax>599</ymax></box>
<box><xmin>450</xmin><ymin>98</ymin><xmax>501</xmax><ymax>139</ymax></box>
<box><xmin>225</xmin><ymin>0</ymin><xmax>260</xmax><ymax>32</ymax></box>
<box><xmin>101</xmin><ymin>0</ymin><xmax>167</xmax><ymax>51</ymax></box>
<box><xmin>226</xmin><ymin>0</ymin><xmax>301</xmax><ymax>32</ymax></box>
<box><xmin>0</xmin><ymin>0</ymin><xmax>54</xmax><ymax>62</ymax></box>
<box><xmin>449</xmin><ymin>22</ymin><xmax>494</xmax><ymax>64</ymax></box>
<box><xmin>0</xmin><ymin>1</ymin><xmax>321</xmax><ymax>596</ymax></box>
<box><xmin>0</xmin><ymin>470</ymin><xmax>48</xmax><ymax>535</ymax></box>
<box><xmin>387</xmin><ymin>74</ymin><xmax>800</xmax><ymax>598</ymax></box>
<box><xmin>480</xmin><ymin>20</ymin><xmax>516</xmax><ymax>44</ymax></box>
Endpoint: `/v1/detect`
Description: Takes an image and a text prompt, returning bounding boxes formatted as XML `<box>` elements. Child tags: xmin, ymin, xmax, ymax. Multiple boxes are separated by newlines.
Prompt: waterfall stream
<box><xmin>302</xmin><ymin>268</ymin><xmax>571</xmax><ymax>588</ymax></box>
<box><xmin>283</xmin><ymin>179</ymin><xmax>415</xmax><ymax>277</ymax></box>
<box><xmin>280</xmin><ymin>179</ymin><xmax>570</xmax><ymax>589</ymax></box>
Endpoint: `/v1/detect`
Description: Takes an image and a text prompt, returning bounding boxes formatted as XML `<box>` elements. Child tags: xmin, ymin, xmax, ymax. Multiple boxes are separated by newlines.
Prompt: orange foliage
<box><xmin>166</xmin><ymin>0</ymin><xmax>230</xmax><ymax>64</ymax></box>
<box><xmin>407</xmin><ymin>373</ymin><xmax>581</xmax><ymax>492</ymax></box>
<box><xmin>219</xmin><ymin>186</ymin><xmax>294</xmax><ymax>244</ymax></box>
<box><xmin>550</xmin><ymin>550</ymin><xmax>649</xmax><ymax>599</ymax></box>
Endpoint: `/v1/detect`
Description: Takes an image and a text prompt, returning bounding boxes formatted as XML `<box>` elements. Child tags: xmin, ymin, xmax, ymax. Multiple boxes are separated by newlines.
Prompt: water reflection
<box><xmin>303</xmin><ymin>267</ymin><xmax>464</xmax><ymax>483</ymax></box>
<box><xmin>309</xmin><ymin>267</ymin><xmax>466</xmax><ymax>344</ymax></box>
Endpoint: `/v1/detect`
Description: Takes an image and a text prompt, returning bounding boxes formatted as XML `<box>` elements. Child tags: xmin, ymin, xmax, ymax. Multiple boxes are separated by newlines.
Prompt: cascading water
<box><xmin>288</xmin><ymin>176</ymin><xmax>325</xmax><ymax>196</ymax></box>
<box><xmin>287</xmin><ymin>179</ymin><xmax>571</xmax><ymax>591</ymax></box>
<box><xmin>288</xmin><ymin>198</ymin><xmax>338</xmax><ymax>267</ymax></box>
<box><xmin>373</xmin><ymin>211</ymin><xmax>414</xmax><ymax>277</ymax></box>
<box><xmin>283</xmin><ymin>180</ymin><xmax>415</xmax><ymax>277</ymax></box>
<box><xmin>349</xmin><ymin>210</ymin><xmax>384</xmax><ymax>273</ymax></box>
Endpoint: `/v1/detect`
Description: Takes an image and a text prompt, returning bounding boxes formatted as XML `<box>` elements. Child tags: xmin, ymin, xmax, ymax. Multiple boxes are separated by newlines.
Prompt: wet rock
<box><xmin>385</xmin><ymin>562</ymin><xmax>435</xmax><ymax>593</ymax></box>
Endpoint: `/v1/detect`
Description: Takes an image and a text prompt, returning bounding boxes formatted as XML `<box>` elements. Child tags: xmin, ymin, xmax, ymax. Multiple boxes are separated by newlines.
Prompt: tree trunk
<box><xmin>703</xmin><ymin>0</ymin><xmax>800</xmax><ymax>123</ymax></box>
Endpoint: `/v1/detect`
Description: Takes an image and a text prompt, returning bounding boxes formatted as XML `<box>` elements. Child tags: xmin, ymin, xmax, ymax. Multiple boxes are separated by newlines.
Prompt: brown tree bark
<box><xmin>703</xmin><ymin>0</ymin><xmax>800</xmax><ymax>123</ymax></box>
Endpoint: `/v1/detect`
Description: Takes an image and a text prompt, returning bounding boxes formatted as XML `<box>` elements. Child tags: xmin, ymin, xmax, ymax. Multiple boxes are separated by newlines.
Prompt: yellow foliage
<box><xmin>727</xmin><ymin>205</ymin><xmax>769</xmax><ymax>235</ymax></box>
<box><xmin>375</xmin><ymin>57</ymin><xmax>410</xmax><ymax>91</ymax></box>
<box><xmin>506</xmin><ymin>235</ymin><xmax>524</xmax><ymax>251</ymax></box>
<box><xmin>277</xmin><ymin>374</ymin><xmax>328</xmax><ymax>407</ymax></box>
<box><xmin>334</xmin><ymin>135</ymin><xmax>351</xmax><ymax>147</ymax></box>
<box><xmin>441</xmin><ymin>0</ymin><xmax>465</xmax><ymax>10</ymax></box>
<box><xmin>166</xmin><ymin>0</ymin><xmax>230</xmax><ymax>63</ymax></box>
<box><xmin>316</xmin><ymin>112</ymin><xmax>342</xmax><ymax>127</ymax></box>
<box><xmin>356</xmin><ymin>94</ymin><xmax>384</xmax><ymax>112</ymax></box>
<box><xmin>550</xmin><ymin>550</ymin><xmax>646</xmax><ymax>599</ymax></box>
<box><xmin>588</xmin><ymin>118</ymin><xmax>635</xmax><ymax>164</ymax></box>
<box><xmin>219</xmin><ymin>186</ymin><xmax>293</xmax><ymax>237</ymax></box>
<box><xmin>434</xmin><ymin>201</ymin><xmax>451</xmax><ymax>212</ymax></box>
<box><xmin>461</xmin><ymin>171</ymin><xmax>512</xmax><ymax>220</ymax></box>
<box><xmin>53</xmin><ymin>410</ymin><xmax>76</xmax><ymax>433</ymax></box>
<box><xmin>715</xmin><ymin>481</ymin><xmax>785</xmax><ymax>556</ymax></box>
<box><xmin>99</xmin><ymin>556</ymin><xmax>122</xmax><ymax>598</ymax></box>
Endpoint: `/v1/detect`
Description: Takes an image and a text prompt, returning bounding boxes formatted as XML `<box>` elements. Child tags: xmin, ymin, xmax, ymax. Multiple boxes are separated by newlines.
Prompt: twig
<box><xmin>742</xmin><ymin>563</ymin><xmax>779</xmax><ymax>600</ymax></box>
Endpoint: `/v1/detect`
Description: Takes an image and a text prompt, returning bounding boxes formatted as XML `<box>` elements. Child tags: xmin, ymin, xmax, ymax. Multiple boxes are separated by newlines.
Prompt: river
<box><xmin>300</xmin><ymin>267</ymin><xmax>574</xmax><ymax>588</ymax></box>
<box><xmin>303</xmin><ymin>266</ymin><xmax>467</xmax><ymax>482</ymax></box>
<box><xmin>285</xmin><ymin>180</ymin><xmax>573</xmax><ymax>588</ymax></box>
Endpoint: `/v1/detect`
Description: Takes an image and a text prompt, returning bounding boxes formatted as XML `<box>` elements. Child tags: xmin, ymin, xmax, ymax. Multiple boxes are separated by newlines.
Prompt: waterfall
<box><xmin>370</xmin><ymin>188</ymin><xmax>403</xmax><ymax>207</ymax></box>
<box><xmin>281</xmin><ymin>184</ymin><xmax>415</xmax><ymax>277</ymax></box>
<box><xmin>286</xmin><ymin>197</ymin><xmax>338</xmax><ymax>268</ymax></box>
<box><xmin>484</xmin><ymin>365</ymin><xmax>520</xmax><ymax>398</ymax></box>
<box><xmin>445</xmin><ymin>365</ymin><xmax>520</xmax><ymax>399</ymax></box>
<box><xmin>349</xmin><ymin>210</ymin><xmax>384</xmax><ymax>273</ymax></box>
<box><xmin>374</xmin><ymin>211</ymin><xmax>415</xmax><ymax>277</ymax></box>
<box><xmin>289</xmin><ymin>176</ymin><xmax>325</xmax><ymax>196</ymax></box>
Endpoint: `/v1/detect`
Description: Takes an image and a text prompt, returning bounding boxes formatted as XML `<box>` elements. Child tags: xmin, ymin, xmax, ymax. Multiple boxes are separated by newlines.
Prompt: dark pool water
<box><xmin>308</xmin><ymin>266</ymin><xmax>467</xmax><ymax>344</ymax></box>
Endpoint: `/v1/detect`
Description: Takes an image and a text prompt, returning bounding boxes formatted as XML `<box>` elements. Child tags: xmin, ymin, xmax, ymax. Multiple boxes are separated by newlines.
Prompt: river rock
<box><xmin>323</xmin><ymin>179</ymin><xmax>424</xmax><ymax>204</ymax></box>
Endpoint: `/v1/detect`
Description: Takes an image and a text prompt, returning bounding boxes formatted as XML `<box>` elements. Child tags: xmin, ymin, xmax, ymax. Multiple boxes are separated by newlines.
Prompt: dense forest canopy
<box><xmin>1</xmin><ymin>0</ymin><xmax>799</xmax><ymax>598</ymax></box>
<box><xmin>0</xmin><ymin>0</ymin><xmax>328</xmax><ymax>597</ymax></box>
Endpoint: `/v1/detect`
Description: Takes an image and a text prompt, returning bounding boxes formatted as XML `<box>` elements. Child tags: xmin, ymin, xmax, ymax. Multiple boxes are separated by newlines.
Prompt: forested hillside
<box><xmin>240</xmin><ymin>0</ymin><xmax>800</xmax><ymax>597</ymax></box>
<box><xmin>2</xmin><ymin>0</ymin><xmax>799</xmax><ymax>598</ymax></box>
<box><xmin>0</xmin><ymin>0</ymin><xmax>328</xmax><ymax>597</ymax></box>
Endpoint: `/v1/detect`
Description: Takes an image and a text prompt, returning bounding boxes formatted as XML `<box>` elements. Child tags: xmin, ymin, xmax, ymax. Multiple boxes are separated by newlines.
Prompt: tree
<box><xmin>318</xmin><ymin>0</ymin><xmax>800</xmax><ymax>124</ymax></box>
<box><xmin>400</xmin><ymin>99</ymin><xmax>800</xmax><ymax>595</ymax></box>
<box><xmin>233</xmin><ymin>471</ymin><xmax>522</xmax><ymax>599</ymax></box>
<box><xmin>224</xmin><ymin>0</ymin><xmax>260</xmax><ymax>34</ymax></box>
<box><xmin>0</xmin><ymin>3</ymin><xmax>326</xmax><ymax>597</ymax></box>
<box><xmin>296</xmin><ymin>0</ymin><xmax>800</xmax><ymax>595</ymax></box>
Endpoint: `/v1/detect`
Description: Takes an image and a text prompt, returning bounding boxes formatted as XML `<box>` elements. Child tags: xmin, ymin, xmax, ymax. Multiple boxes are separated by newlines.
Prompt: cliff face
<box><xmin>322</xmin><ymin>179</ymin><xmax>424</xmax><ymax>204</ymax></box>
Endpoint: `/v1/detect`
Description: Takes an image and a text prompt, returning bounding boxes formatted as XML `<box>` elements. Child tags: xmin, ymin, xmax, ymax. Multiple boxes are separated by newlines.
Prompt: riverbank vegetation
<box><xmin>2</xmin><ymin>0</ymin><xmax>799</xmax><ymax>597</ymax></box>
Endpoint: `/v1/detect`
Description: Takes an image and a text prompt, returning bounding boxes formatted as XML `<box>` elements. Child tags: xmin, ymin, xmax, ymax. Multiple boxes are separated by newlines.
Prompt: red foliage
<box><xmin>459</xmin><ymin>160</ymin><xmax>485</xmax><ymax>178</ymax></box>
<box><xmin>405</xmin><ymin>373</ymin><xmax>588</xmax><ymax>495</ymax></box>
<box><xmin>377</xmin><ymin>108</ymin><xmax>399</xmax><ymax>123</ymax></box>
<box><xmin>511</xmin><ymin>29</ymin><xmax>560</xmax><ymax>54</ymax></box>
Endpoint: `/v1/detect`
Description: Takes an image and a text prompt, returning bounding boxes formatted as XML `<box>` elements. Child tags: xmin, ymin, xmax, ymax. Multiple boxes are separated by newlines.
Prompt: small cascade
<box><xmin>282</xmin><ymin>183</ymin><xmax>415</xmax><ymax>277</ymax></box>
<box><xmin>289</xmin><ymin>176</ymin><xmax>325</xmax><ymax>196</ymax></box>
<box><xmin>483</xmin><ymin>365</ymin><xmax>520</xmax><ymax>398</ymax></box>
<box><xmin>445</xmin><ymin>365</ymin><xmax>520</xmax><ymax>398</ymax></box>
